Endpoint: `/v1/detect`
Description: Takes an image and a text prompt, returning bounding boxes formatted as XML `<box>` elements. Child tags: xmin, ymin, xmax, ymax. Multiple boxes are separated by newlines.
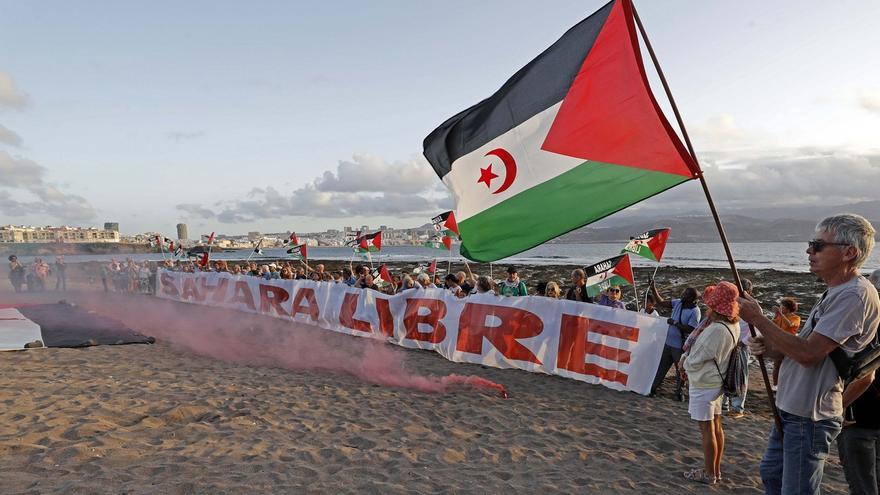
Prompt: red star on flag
<box><xmin>477</xmin><ymin>164</ymin><xmax>498</xmax><ymax>188</ymax></box>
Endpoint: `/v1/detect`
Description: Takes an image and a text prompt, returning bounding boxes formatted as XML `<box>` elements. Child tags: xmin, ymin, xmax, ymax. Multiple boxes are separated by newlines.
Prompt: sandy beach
<box><xmin>0</xmin><ymin>269</ymin><xmax>853</xmax><ymax>494</ymax></box>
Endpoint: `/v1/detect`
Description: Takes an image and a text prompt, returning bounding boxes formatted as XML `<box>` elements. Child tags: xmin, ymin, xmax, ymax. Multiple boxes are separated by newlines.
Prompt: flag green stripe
<box><xmin>586</xmin><ymin>275</ymin><xmax>631</xmax><ymax>298</ymax></box>
<box><xmin>458</xmin><ymin>161</ymin><xmax>688</xmax><ymax>262</ymax></box>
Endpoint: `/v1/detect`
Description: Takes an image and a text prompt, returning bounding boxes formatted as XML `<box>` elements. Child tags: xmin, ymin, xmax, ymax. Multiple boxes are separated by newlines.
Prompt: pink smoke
<box><xmin>67</xmin><ymin>292</ymin><xmax>508</xmax><ymax>398</ymax></box>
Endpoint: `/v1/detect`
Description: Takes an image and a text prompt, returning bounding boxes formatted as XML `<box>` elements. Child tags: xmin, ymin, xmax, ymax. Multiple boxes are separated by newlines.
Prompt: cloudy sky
<box><xmin>1</xmin><ymin>0</ymin><xmax>878</xmax><ymax>235</ymax></box>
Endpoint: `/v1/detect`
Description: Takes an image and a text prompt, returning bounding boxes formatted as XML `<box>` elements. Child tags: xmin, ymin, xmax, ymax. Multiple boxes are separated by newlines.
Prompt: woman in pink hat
<box><xmin>681</xmin><ymin>281</ymin><xmax>741</xmax><ymax>485</ymax></box>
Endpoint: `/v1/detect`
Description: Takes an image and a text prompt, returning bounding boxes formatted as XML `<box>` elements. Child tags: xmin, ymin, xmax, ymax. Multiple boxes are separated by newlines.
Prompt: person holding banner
<box><xmin>648</xmin><ymin>281</ymin><xmax>701</xmax><ymax>400</ymax></box>
<box><xmin>596</xmin><ymin>285</ymin><xmax>626</xmax><ymax>309</ymax></box>
<box><xmin>565</xmin><ymin>269</ymin><xmax>593</xmax><ymax>304</ymax></box>
<box><xmin>498</xmin><ymin>266</ymin><xmax>528</xmax><ymax>297</ymax></box>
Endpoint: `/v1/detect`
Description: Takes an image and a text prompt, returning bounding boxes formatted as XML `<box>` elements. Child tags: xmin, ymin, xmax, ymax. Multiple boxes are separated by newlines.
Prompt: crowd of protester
<box><xmin>6</xmin><ymin>254</ymin><xmax>69</xmax><ymax>293</ymax></box>
<box><xmin>5</xmin><ymin>213</ymin><xmax>880</xmax><ymax>493</ymax></box>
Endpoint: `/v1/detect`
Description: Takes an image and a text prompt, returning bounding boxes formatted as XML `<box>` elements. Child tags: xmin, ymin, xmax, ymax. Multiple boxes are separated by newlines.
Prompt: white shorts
<box><xmin>688</xmin><ymin>387</ymin><xmax>723</xmax><ymax>421</ymax></box>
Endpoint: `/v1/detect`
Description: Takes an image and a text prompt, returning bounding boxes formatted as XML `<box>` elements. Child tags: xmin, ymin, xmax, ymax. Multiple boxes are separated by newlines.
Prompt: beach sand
<box><xmin>0</xmin><ymin>265</ymin><xmax>851</xmax><ymax>494</ymax></box>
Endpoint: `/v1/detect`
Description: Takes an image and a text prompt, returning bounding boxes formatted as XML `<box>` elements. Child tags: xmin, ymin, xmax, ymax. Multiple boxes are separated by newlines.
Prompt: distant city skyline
<box><xmin>1</xmin><ymin>0</ymin><xmax>878</xmax><ymax>235</ymax></box>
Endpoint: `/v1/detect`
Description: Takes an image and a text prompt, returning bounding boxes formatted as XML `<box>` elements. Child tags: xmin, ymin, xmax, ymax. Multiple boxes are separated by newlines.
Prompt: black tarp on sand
<box><xmin>17</xmin><ymin>303</ymin><xmax>155</xmax><ymax>348</ymax></box>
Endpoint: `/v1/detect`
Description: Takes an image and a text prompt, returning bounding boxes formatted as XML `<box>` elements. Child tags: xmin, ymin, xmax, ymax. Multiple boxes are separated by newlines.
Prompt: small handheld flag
<box><xmin>621</xmin><ymin>228</ymin><xmax>670</xmax><ymax>262</ymax></box>
<box><xmin>432</xmin><ymin>211</ymin><xmax>460</xmax><ymax>238</ymax></box>
<box><xmin>351</xmin><ymin>231</ymin><xmax>382</xmax><ymax>253</ymax></box>
<box><xmin>424</xmin><ymin>235</ymin><xmax>453</xmax><ymax>251</ymax></box>
<box><xmin>286</xmin><ymin>243</ymin><xmax>308</xmax><ymax>259</ymax></box>
<box><xmin>583</xmin><ymin>254</ymin><xmax>634</xmax><ymax>297</ymax></box>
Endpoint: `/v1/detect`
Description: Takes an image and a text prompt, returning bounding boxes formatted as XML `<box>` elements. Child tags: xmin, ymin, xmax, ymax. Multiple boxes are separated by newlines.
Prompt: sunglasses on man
<box><xmin>607</xmin><ymin>288</ymin><xmax>621</xmax><ymax>293</ymax></box>
<box><xmin>808</xmin><ymin>239</ymin><xmax>850</xmax><ymax>252</ymax></box>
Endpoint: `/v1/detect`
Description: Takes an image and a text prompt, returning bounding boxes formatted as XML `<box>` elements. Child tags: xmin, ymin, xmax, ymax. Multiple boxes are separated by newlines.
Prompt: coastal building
<box><xmin>176</xmin><ymin>223</ymin><xmax>189</xmax><ymax>240</ymax></box>
<box><xmin>0</xmin><ymin>225</ymin><xmax>120</xmax><ymax>243</ymax></box>
<box><xmin>104</xmin><ymin>222</ymin><xmax>120</xmax><ymax>232</ymax></box>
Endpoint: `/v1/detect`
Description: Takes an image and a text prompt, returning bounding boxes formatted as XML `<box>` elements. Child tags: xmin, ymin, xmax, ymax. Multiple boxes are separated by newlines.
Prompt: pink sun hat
<box><xmin>702</xmin><ymin>281</ymin><xmax>740</xmax><ymax>318</ymax></box>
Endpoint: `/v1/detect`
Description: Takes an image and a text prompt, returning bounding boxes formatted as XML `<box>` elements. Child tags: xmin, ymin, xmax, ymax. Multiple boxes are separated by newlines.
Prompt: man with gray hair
<box><xmin>739</xmin><ymin>213</ymin><xmax>880</xmax><ymax>494</ymax></box>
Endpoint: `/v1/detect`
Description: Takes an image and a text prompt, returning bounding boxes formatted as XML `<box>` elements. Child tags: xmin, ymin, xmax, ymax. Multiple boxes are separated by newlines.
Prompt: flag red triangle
<box><xmin>373</xmin><ymin>231</ymin><xmax>382</xmax><ymax>251</ymax></box>
<box><xmin>442</xmin><ymin>236</ymin><xmax>452</xmax><ymax>251</ymax></box>
<box><xmin>444</xmin><ymin>212</ymin><xmax>459</xmax><ymax>237</ymax></box>
<box><xmin>649</xmin><ymin>228</ymin><xmax>670</xmax><ymax>262</ymax></box>
<box><xmin>541</xmin><ymin>0</ymin><xmax>698</xmax><ymax>178</ymax></box>
<box><xmin>380</xmin><ymin>264</ymin><xmax>391</xmax><ymax>283</ymax></box>
<box><xmin>198</xmin><ymin>252</ymin><xmax>209</xmax><ymax>267</ymax></box>
<box><xmin>428</xmin><ymin>259</ymin><xmax>437</xmax><ymax>274</ymax></box>
<box><xmin>613</xmin><ymin>253</ymin><xmax>634</xmax><ymax>285</ymax></box>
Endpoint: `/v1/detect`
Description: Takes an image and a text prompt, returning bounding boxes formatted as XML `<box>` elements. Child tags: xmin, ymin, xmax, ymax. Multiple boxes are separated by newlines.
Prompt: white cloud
<box><xmin>645</xmin><ymin>147</ymin><xmax>880</xmax><ymax>211</ymax></box>
<box><xmin>0</xmin><ymin>151</ymin><xmax>96</xmax><ymax>222</ymax></box>
<box><xmin>313</xmin><ymin>154</ymin><xmax>437</xmax><ymax>193</ymax></box>
<box><xmin>858</xmin><ymin>91</ymin><xmax>880</xmax><ymax>114</ymax></box>
<box><xmin>0</xmin><ymin>124</ymin><xmax>22</xmax><ymax>147</ymax></box>
<box><xmin>0</xmin><ymin>72</ymin><xmax>29</xmax><ymax>110</ymax></box>
<box><xmin>176</xmin><ymin>154</ymin><xmax>451</xmax><ymax>224</ymax></box>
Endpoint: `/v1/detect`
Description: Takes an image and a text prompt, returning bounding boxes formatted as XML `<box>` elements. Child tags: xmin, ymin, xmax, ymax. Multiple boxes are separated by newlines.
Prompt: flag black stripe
<box><xmin>423</xmin><ymin>0</ymin><xmax>615</xmax><ymax>179</ymax></box>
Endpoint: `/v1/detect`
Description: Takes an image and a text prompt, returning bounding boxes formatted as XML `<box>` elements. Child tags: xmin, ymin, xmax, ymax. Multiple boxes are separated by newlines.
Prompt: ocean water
<box><xmin>13</xmin><ymin>242</ymin><xmax>880</xmax><ymax>273</ymax></box>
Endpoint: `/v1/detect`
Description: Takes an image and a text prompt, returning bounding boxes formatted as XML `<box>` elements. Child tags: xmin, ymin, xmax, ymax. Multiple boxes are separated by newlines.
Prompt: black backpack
<box><xmin>811</xmin><ymin>290</ymin><xmax>880</xmax><ymax>385</ymax></box>
<box><xmin>713</xmin><ymin>322</ymin><xmax>748</xmax><ymax>398</ymax></box>
<box><xmin>829</xmin><ymin>330</ymin><xmax>880</xmax><ymax>385</ymax></box>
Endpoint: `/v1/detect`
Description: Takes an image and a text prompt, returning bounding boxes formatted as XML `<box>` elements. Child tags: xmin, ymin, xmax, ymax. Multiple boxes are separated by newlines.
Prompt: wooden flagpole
<box><xmin>631</xmin><ymin>2</ymin><xmax>782</xmax><ymax>433</ymax></box>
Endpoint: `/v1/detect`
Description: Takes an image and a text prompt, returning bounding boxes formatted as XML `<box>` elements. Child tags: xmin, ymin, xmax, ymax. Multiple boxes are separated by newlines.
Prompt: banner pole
<box><xmin>157</xmin><ymin>235</ymin><xmax>168</xmax><ymax>263</ymax></box>
<box><xmin>447</xmin><ymin>242</ymin><xmax>453</xmax><ymax>275</ymax></box>
<box><xmin>631</xmin><ymin>277</ymin><xmax>641</xmax><ymax>312</ymax></box>
<box><xmin>646</xmin><ymin>263</ymin><xmax>660</xmax><ymax>308</ymax></box>
<box><xmin>245</xmin><ymin>238</ymin><xmax>262</xmax><ymax>263</ymax></box>
<box><xmin>632</xmin><ymin>2</ymin><xmax>781</xmax><ymax>434</ymax></box>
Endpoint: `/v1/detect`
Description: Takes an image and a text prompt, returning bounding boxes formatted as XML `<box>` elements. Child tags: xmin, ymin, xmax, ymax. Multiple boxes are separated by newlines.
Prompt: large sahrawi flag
<box><xmin>423</xmin><ymin>0</ymin><xmax>699</xmax><ymax>262</ymax></box>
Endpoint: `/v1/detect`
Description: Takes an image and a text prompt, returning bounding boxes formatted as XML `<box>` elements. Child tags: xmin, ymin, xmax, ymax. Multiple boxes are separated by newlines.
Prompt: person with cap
<box><xmin>498</xmin><ymin>266</ymin><xmax>528</xmax><ymax>297</ymax></box>
<box><xmin>681</xmin><ymin>281</ymin><xmax>741</xmax><ymax>485</ymax></box>
<box><xmin>739</xmin><ymin>214</ymin><xmax>880</xmax><ymax>495</ymax></box>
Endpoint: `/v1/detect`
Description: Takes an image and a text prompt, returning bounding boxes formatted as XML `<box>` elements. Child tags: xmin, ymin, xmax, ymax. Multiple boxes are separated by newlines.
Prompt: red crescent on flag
<box><xmin>484</xmin><ymin>148</ymin><xmax>517</xmax><ymax>195</ymax></box>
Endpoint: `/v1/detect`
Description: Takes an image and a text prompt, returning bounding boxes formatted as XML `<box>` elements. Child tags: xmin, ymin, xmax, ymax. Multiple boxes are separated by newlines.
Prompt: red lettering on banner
<box><xmin>403</xmin><ymin>298</ymin><xmax>447</xmax><ymax>343</ymax></box>
<box><xmin>227</xmin><ymin>280</ymin><xmax>257</xmax><ymax>311</ymax></box>
<box><xmin>199</xmin><ymin>277</ymin><xmax>229</xmax><ymax>303</ymax></box>
<box><xmin>557</xmin><ymin>314</ymin><xmax>639</xmax><ymax>386</ymax></box>
<box><xmin>457</xmin><ymin>303</ymin><xmax>543</xmax><ymax>364</ymax></box>
<box><xmin>339</xmin><ymin>292</ymin><xmax>372</xmax><ymax>333</ymax></box>
<box><xmin>375</xmin><ymin>298</ymin><xmax>394</xmax><ymax>337</ymax></box>
<box><xmin>259</xmin><ymin>284</ymin><xmax>290</xmax><ymax>317</ymax></box>
<box><xmin>291</xmin><ymin>288</ymin><xmax>319</xmax><ymax>321</ymax></box>
<box><xmin>181</xmin><ymin>278</ymin><xmax>204</xmax><ymax>302</ymax></box>
<box><xmin>160</xmin><ymin>272</ymin><xmax>179</xmax><ymax>297</ymax></box>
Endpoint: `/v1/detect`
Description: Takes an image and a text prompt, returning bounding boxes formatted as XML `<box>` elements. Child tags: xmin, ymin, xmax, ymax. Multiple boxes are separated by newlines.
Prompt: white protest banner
<box><xmin>157</xmin><ymin>270</ymin><xmax>668</xmax><ymax>395</ymax></box>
